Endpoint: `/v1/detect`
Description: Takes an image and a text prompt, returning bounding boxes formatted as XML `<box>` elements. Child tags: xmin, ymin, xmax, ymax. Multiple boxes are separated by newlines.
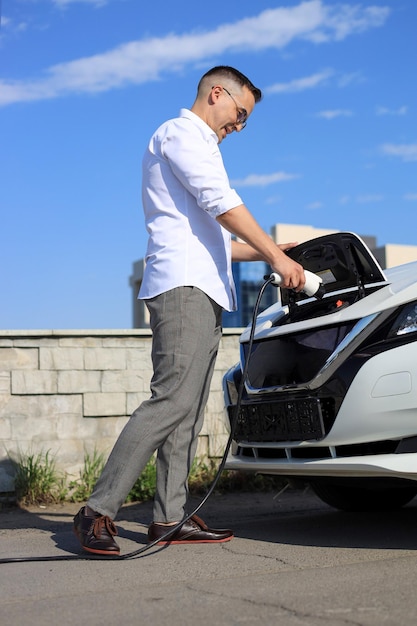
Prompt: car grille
<box><xmin>235</xmin><ymin>438</ymin><xmax>400</xmax><ymax>460</ymax></box>
<box><xmin>229</xmin><ymin>397</ymin><xmax>335</xmax><ymax>442</ymax></box>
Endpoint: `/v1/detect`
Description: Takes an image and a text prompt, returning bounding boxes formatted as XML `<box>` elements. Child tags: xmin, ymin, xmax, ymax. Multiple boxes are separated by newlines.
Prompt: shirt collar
<box><xmin>179</xmin><ymin>108</ymin><xmax>218</xmax><ymax>143</ymax></box>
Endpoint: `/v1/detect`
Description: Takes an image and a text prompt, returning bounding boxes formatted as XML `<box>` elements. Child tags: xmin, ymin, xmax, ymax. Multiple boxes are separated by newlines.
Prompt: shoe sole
<box><xmin>150</xmin><ymin>535</ymin><xmax>234</xmax><ymax>545</ymax></box>
<box><xmin>73</xmin><ymin>527</ymin><xmax>120</xmax><ymax>557</ymax></box>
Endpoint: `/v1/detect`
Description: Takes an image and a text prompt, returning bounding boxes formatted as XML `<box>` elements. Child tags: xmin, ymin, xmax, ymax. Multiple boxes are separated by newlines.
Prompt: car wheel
<box><xmin>309</xmin><ymin>479</ymin><xmax>417</xmax><ymax>512</ymax></box>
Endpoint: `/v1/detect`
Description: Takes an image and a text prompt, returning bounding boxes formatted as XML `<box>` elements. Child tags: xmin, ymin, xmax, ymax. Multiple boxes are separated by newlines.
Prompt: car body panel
<box><xmin>224</xmin><ymin>452</ymin><xmax>417</xmax><ymax>482</ymax></box>
<box><xmin>223</xmin><ymin>232</ymin><xmax>417</xmax><ymax>489</ymax></box>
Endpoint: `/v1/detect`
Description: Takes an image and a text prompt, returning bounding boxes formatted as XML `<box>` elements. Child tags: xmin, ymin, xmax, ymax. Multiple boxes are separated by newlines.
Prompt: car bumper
<box><xmin>225</xmin><ymin>452</ymin><xmax>417</xmax><ymax>482</ymax></box>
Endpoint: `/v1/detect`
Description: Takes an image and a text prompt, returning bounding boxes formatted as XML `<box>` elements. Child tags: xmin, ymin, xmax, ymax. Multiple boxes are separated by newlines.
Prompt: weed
<box><xmin>188</xmin><ymin>458</ymin><xmax>220</xmax><ymax>494</ymax></box>
<box><xmin>10</xmin><ymin>450</ymin><xmax>67</xmax><ymax>506</ymax></box>
<box><xmin>126</xmin><ymin>456</ymin><xmax>157</xmax><ymax>503</ymax></box>
<box><xmin>187</xmin><ymin>459</ymin><xmax>287</xmax><ymax>495</ymax></box>
<box><xmin>125</xmin><ymin>457</ymin><xmax>219</xmax><ymax>504</ymax></box>
<box><xmin>68</xmin><ymin>449</ymin><xmax>106</xmax><ymax>502</ymax></box>
<box><xmin>8</xmin><ymin>449</ymin><xmax>287</xmax><ymax>507</ymax></box>
<box><xmin>124</xmin><ymin>457</ymin><xmax>286</xmax><ymax>504</ymax></box>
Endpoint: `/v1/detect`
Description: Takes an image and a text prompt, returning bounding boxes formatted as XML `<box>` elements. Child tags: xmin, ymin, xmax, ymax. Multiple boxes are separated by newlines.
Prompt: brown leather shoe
<box><xmin>73</xmin><ymin>506</ymin><xmax>120</xmax><ymax>556</ymax></box>
<box><xmin>148</xmin><ymin>514</ymin><xmax>233</xmax><ymax>545</ymax></box>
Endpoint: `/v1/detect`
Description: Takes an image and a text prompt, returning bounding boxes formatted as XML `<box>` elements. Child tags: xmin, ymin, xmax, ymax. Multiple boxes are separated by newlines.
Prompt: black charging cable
<box><xmin>0</xmin><ymin>277</ymin><xmax>275</xmax><ymax>564</ymax></box>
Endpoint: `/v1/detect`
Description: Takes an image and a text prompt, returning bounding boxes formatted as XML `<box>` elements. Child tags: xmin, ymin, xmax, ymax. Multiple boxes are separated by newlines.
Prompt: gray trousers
<box><xmin>88</xmin><ymin>287</ymin><xmax>223</xmax><ymax>522</ymax></box>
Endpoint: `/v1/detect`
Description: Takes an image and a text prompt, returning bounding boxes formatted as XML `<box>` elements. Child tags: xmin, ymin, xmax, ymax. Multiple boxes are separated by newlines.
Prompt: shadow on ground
<box><xmin>1</xmin><ymin>489</ymin><xmax>417</xmax><ymax>559</ymax></box>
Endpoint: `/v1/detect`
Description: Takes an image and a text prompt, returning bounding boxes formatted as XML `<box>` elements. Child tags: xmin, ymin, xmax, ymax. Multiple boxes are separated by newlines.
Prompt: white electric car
<box><xmin>223</xmin><ymin>232</ymin><xmax>417</xmax><ymax>511</ymax></box>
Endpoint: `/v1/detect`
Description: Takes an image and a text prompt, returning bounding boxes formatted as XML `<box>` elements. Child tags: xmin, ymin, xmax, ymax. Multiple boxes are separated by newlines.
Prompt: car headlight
<box><xmin>389</xmin><ymin>302</ymin><xmax>417</xmax><ymax>337</ymax></box>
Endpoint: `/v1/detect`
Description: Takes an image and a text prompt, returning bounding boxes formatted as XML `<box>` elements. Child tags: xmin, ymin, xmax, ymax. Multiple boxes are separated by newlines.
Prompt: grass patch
<box><xmin>188</xmin><ymin>459</ymin><xmax>287</xmax><ymax>495</ymax></box>
<box><xmin>68</xmin><ymin>449</ymin><xmax>106</xmax><ymax>502</ymax></box>
<box><xmin>7</xmin><ymin>451</ymin><xmax>288</xmax><ymax>507</ymax></box>
<box><xmin>126</xmin><ymin>456</ymin><xmax>157</xmax><ymax>503</ymax></box>
<box><xmin>126</xmin><ymin>457</ymin><xmax>287</xmax><ymax>503</ymax></box>
<box><xmin>10</xmin><ymin>450</ymin><xmax>67</xmax><ymax>506</ymax></box>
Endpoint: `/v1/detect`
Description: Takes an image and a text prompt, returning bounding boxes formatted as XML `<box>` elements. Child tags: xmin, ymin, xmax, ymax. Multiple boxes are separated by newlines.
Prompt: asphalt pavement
<box><xmin>2</xmin><ymin>487</ymin><xmax>417</xmax><ymax>625</ymax></box>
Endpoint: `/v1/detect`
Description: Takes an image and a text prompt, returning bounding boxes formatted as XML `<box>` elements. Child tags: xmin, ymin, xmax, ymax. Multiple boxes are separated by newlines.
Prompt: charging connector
<box><xmin>269</xmin><ymin>269</ymin><xmax>325</xmax><ymax>299</ymax></box>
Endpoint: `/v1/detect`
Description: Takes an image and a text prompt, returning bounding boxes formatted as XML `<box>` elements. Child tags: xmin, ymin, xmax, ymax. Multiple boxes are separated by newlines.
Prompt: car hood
<box><xmin>281</xmin><ymin>232</ymin><xmax>387</xmax><ymax>305</ymax></box>
<box><xmin>240</xmin><ymin>232</ymin><xmax>417</xmax><ymax>343</ymax></box>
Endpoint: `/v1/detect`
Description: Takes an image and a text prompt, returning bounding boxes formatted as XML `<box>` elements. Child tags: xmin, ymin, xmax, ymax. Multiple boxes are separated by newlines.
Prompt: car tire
<box><xmin>309</xmin><ymin>479</ymin><xmax>417</xmax><ymax>512</ymax></box>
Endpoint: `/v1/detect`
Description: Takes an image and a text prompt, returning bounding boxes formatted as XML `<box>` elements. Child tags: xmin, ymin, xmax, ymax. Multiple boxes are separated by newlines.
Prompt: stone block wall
<box><xmin>0</xmin><ymin>329</ymin><xmax>241</xmax><ymax>492</ymax></box>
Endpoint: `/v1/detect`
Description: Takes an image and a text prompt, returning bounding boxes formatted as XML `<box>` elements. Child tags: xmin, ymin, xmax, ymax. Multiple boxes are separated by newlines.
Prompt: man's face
<box><xmin>213</xmin><ymin>85</ymin><xmax>256</xmax><ymax>144</ymax></box>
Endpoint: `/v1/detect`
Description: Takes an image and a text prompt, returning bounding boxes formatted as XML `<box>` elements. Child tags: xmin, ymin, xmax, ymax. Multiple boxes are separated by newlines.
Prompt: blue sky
<box><xmin>1</xmin><ymin>0</ymin><xmax>416</xmax><ymax>329</ymax></box>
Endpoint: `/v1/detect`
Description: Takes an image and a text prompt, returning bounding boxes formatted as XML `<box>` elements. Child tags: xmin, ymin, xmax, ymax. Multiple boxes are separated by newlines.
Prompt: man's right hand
<box><xmin>270</xmin><ymin>249</ymin><xmax>305</xmax><ymax>292</ymax></box>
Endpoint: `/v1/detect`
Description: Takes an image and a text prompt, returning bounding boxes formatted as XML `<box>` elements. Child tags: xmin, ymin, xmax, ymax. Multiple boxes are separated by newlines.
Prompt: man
<box><xmin>73</xmin><ymin>66</ymin><xmax>305</xmax><ymax>555</ymax></box>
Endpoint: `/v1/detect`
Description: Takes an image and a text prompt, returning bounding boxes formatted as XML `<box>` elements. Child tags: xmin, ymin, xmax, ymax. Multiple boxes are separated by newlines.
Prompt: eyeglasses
<box><xmin>221</xmin><ymin>86</ymin><xmax>248</xmax><ymax>128</ymax></box>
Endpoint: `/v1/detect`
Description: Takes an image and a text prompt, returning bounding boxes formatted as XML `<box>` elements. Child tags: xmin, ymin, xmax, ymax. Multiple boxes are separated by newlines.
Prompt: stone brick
<box><xmin>83</xmin><ymin>392</ymin><xmax>127</xmax><ymax>417</ymax></box>
<box><xmin>214</xmin><ymin>347</ymin><xmax>240</xmax><ymax>370</ymax></box>
<box><xmin>40</xmin><ymin>347</ymin><xmax>84</xmax><ymax>370</ymax></box>
<box><xmin>208</xmin><ymin>433</ymin><xmax>229</xmax><ymax>458</ymax></box>
<box><xmin>195</xmin><ymin>435</ymin><xmax>209</xmax><ymax>459</ymax></box>
<box><xmin>14</xmin><ymin>338</ymin><xmax>58</xmax><ymax>348</ymax></box>
<box><xmin>59</xmin><ymin>337</ymin><xmax>103</xmax><ymax>348</ymax></box>
<box><xmin>84</xmin><ymin>348</ymin><xmax>126</xmax><ymax>370</ymax></box>
<box><xmin>10</xmin><ymin>415</ymin><xmax>58</xmax><ymax>442</ymax></box>
<box><xmin>88</xmin><ymin>416</ymin><xmax>128</xmax><ymax>439</ymax></box>
<box><xmin>126</xmin><ymin>391</ymin><xmax>150</xmax><ymax>414</ymax></box>
<box><xmin>0</xmin><ymin>372</ymin><xmax>10</xmax><ymax>393</ymax></box>
<box><xmin>103</xmin><ymin>334</ymin><xmax>152</xmax><ymax>348</ymax></box>
<box><xmin>58</xmin><ymin>370</ymin><xmax>101</xmax><ymax>393</ymax></box>
<box><xmin>0</xmin><ymin>394</ymin><xmax>82</xmax><ymax>421</ymax></box>
<box><xmin>200</xmin><ymin>405</ymin><xmax>228</xmax><ymax>436</ymax></box>
<box><xmin>0</xmin><ymin>416</ymin><xmax>12</xmax><ymax>439</ymax></box>
<box><xmin>12</xmin><ymin>370</ymin><xmax>58</xmax><ymax>394</ymax></box>
<box><xmin>56</xmin><ymin>413</ymin><xmax>127</xmax><ymax>441</ymax></box>
<box><xmin>209</xmin><ymin>369</ymin><xmax>224</xmax><ymax>390</ymax></box>
<box><xmin>0</xmin><ymin>394</ymin><xmax>10</xmax><ymax>416</ymax></box>
<box><xmin>101</xmin><ymin>370</ymin><xmax>147</xmax><ymax>393</ymax></box>
<box><xmin>56</xmin><ymin>413</ymin><xmax>97</xmax><ymax>440</ymax></box>
<box><xmin>208</xmin><ymin>388</ymin><xmax>227</xmax><ymax>415</ymax></box>
<box><xmin>125</xmin><ymin>347</ymin><xmax>152</xmax><ymax>372</ymax></box>
<box><xmin>0</xmin><ymin>347</ymin><xmax>38</xmax><ymax>370</ymax></box>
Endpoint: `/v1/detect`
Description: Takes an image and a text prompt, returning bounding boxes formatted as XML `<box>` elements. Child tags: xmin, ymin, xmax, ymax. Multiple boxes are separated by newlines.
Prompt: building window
<box><xmin>223</xmin><ymin>261</ymin><xmax>276</xmax><ymax>327</ymax></box>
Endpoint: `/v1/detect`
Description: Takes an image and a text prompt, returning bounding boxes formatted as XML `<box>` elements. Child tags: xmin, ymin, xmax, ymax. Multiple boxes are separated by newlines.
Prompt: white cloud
<box><xmin>306</xmin><ymin>201</ymin><xmax>323</xmax><ymax>210</ymax></box>
<box><xmin>339</xmin><ymin>195</ymin><xmax>350</xmax><ymax>205</ymax></box>
<box><xmin>265</xmin><ymin>69</ymin><xmax>333</xmax><ymax>94</ymax></box>
<box><xmin>52</xmin><ymin>0</ymin><xmax>108</xmax><ymax>6</ymax></box>
<box><xmin>265</xmin><ymin>195</ymin><xmax>282</xmax><ymax>205</ymax></box>
<box><xmin>313</xmin><ymin>3</ymin><xmax>389</xmax><ymax>41</ymax></box>
<box><xmin>381</xmin><ymin>143</ymin><xmax>417</xmax><ymax>162</ymax></box>
<box><xmin>230</xmin><ymin>171</ymin><xmax>300</xmax><ymax>188</ymax></box>
<box><xmin>356</xmin><ymin>194</ymin><xmax>384</xmax><ymax>203</ymax></box>
<box><xmin>0</xmin><ymin>1</ymin><xmax>391</xmax><ymax>107</ymax></box>
<box><xmin>0</xmin><ymin>15</ymin><xmax>28</xmax><ymax>33</ymax></box>
<box><xmin>376</xmin><ymin>105</ymin><xmax>408</xmax><ymax>116</ymax></box>
<box><xmin>404</xmin><ymin>193</ymin><xmax>417</xmax><ymax>201</ymax></box>
<box><xmin>337</xmin><ymin>71</ymin><xmax>365</xmax><ymax>88</ymax></box>
<box><xmin>266</xmin><ymin>68</ymin><xmax>366</xmax><ymax>96</ymax></box>
<box><xmin>316</xmin><ymin>109</ymin><xmax>353</xmax><ymax>119</ymax></box>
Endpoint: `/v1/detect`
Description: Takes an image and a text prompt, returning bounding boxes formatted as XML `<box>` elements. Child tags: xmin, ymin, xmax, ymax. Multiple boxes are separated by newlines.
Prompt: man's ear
<box><xmin>210</xmin><ymin>85</ymin><xmax>222</xmax><ymax>103</ymax></box>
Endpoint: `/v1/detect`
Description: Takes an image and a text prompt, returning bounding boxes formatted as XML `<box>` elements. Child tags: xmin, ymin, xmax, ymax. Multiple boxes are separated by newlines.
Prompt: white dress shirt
<box><xmin>139</xmin><ymin>108</ymin><xmax>243</xmax><ymax>311</ymax></box>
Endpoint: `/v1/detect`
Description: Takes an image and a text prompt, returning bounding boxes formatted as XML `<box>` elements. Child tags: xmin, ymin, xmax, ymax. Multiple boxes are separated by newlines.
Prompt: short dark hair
<box><xmin>198</xmin><ymin>66</ymin><xmax>262</xmax><ymax>103</ymax></box>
